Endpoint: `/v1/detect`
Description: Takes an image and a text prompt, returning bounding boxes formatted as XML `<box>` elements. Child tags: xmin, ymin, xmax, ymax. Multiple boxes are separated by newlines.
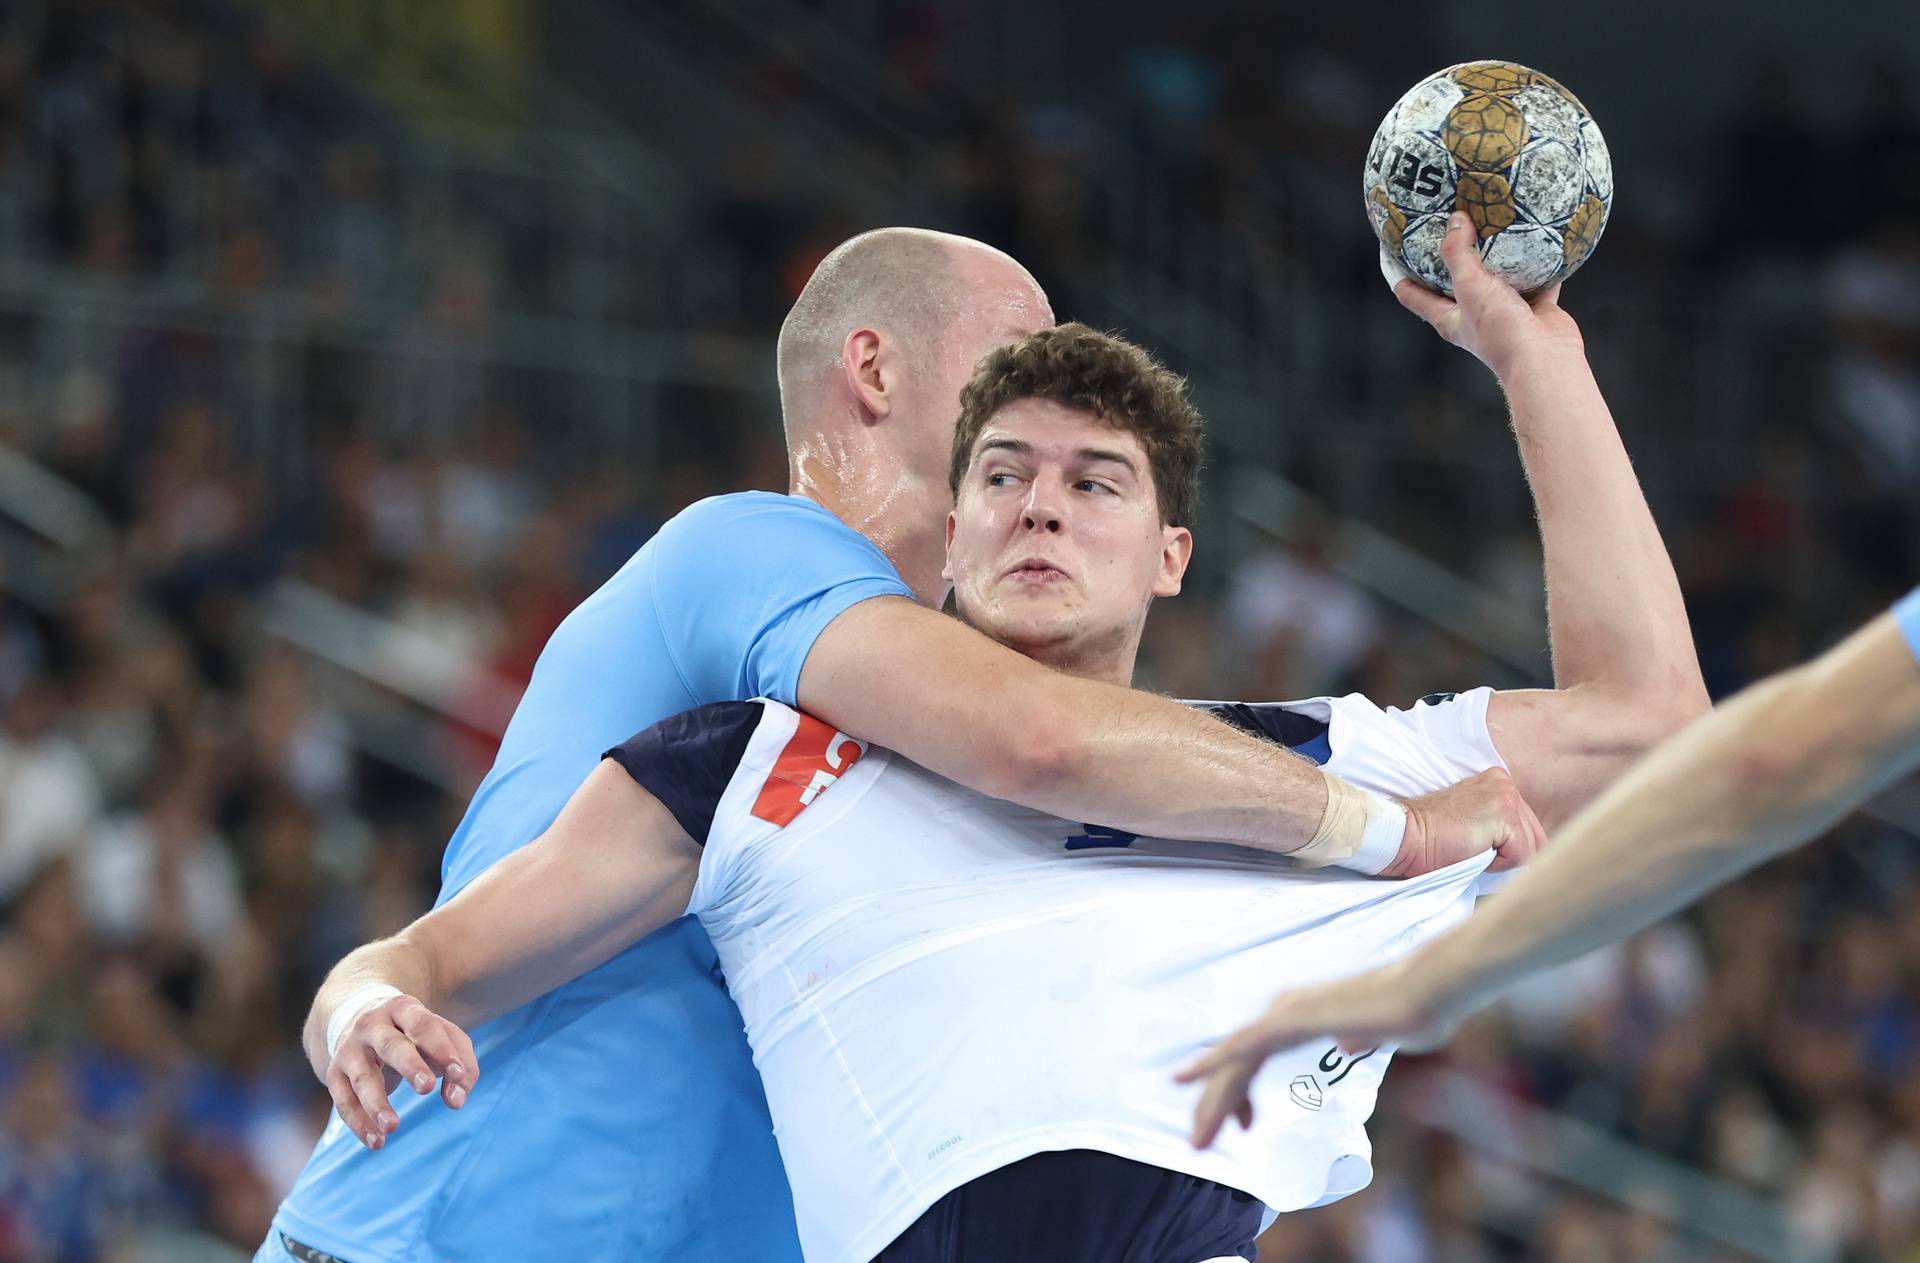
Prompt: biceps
<box><xmin>427</xmin><ymin>764</ymin><xmax>701</xmax><ymax>1022</ymax></box>
<box><xmin>1485</xmin><ymin>687</ymin><xmax>1671</xmax><ymax>830</ymax></box>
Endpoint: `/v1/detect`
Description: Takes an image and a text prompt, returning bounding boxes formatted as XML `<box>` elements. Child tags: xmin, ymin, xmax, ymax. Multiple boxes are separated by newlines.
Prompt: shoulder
<box><xmin>608</xmin><ymin>699</ymin><xmax>777</xmax><ymax>768</ymax></box>
<box><xmin>604</xmin><ymin>701</ymin><xmax>875</xmax><ymax>843</ymax></box>
<box><xmin>1184</xmin><ymin>698</ymin><xmax>1332</xmax><ymax>759</ymax></box>
<box><xmin>656</xmin><ymin>492</ymin><xmax>872</xmax><ymax>550</ymax></box>
<box><xmin>1381</xmin><ymin>688</ymin><xmax>1498</xmax><ymax>747</ymax></box>
<box><xmin>649</xmin><ymin>491</ymin><xmax>901</xmax><ymax>583</ymax></box>
<box><xmin>604</xmin><ymin>701</ymin><xmax>783</xmax><ymax>843</ymax></box>
<box><xmin>1190</xmin><ymin>689</ymin><xmax>1504</xmax><ymax>790</ymax></box>
<box><xmin>1357</xmin><ymin>686</ymin><xmax>1506</xmax><ymax>782</ymax></box>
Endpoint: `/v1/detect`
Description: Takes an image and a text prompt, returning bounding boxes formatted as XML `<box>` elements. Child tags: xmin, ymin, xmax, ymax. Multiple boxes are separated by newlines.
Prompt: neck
<box><xmin>993</xmin><ymin>619</ymin><xmax>1143</xmax><ymax>688</ymax></box>
<box><xmin>789</xmin><ymin>461</ymin><xmax>948</xmax><ymax>608</ymax></box>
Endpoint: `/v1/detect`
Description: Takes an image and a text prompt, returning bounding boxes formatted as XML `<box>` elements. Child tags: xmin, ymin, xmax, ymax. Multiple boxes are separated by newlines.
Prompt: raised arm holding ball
<box><xmin>1181</xmin><ymin>591</ymin><xmax>1920</xmax><ymax>1147</ymax></box>
<box><xmin>1181</xmin><ymin>207</ymin><xmax>1712</xmax><ymax>1147</ymax></box>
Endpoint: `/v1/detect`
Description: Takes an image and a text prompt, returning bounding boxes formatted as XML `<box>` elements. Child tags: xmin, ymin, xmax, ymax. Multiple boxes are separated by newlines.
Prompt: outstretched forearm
<box><xmin>1045</xmin><ymin>678</ymin><xmax>1330</xmax><ymax>844</ymax></box>
<box><xmin>1502</xmin><ymin>344</ymin><xmax>1703</xmax><ymax>708</ymax></box>
<box><xmin>1176</xmin><ymin>613</ymin><xmax>1920</xmax><ymax>1150</ymax></box>
<box><xmin>1411</xmin><ymin>614</ymin><xmax>1920</xmax><ymax>1020</ymax></box>
<box><xmin>307</xmin><ymin>763</ymin><xmax>700</xmax><ymax>1085</ymax></box>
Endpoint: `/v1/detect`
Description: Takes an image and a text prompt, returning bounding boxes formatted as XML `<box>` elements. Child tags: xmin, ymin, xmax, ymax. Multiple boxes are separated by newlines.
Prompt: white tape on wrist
<box><xmin>1290</xmin><ymin>772</ymin><xmax>1406</xmax><ymax>876</ymax></box>
<box><xmin>1349</xmin><ymin>795</ymin><xmax>1407</xmax><ymax>877</ymax></box>
<box><xmin>326</xmin><ymin>983</ymin><xmax>402</xmax><ymax>1062</ymax></box>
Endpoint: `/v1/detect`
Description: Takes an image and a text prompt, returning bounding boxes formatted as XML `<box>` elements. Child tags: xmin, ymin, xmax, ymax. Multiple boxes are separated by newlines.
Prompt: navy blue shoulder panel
<box><xmin>1188</xmin><ymin>701</ymin><xmax>1332</xmax><ymax>765</ymax></box>
<box><xmin>603</xmin><ymin>701</ymin><xmax>765</xmax><ymax>846</ymax></box>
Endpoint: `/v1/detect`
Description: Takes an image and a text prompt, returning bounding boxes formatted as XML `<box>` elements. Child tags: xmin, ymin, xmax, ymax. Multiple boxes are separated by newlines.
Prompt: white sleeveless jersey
<box><xmin>606</xmin><ymin>688</ymin><xmax>1507</xmax><ymax>1263</ymax></box>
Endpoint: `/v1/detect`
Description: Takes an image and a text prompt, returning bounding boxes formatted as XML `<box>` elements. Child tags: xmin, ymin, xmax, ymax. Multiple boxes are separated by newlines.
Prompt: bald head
<box><xmin>774</xmin><ymin>229</ymin><xmax>1051</xmax><ymax>599</ymax></box>
<box><xmin>776</xmin><ymin>228</ymin><xmax>1047</xmax><ymax>412</ymax></box>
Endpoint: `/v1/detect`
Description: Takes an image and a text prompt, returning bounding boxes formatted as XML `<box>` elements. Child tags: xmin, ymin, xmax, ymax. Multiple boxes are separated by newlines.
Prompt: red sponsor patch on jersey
<box><xmin>751</xmin><ymin>714</ymin><xmax>867</xmax><ymax>826</ymax></box>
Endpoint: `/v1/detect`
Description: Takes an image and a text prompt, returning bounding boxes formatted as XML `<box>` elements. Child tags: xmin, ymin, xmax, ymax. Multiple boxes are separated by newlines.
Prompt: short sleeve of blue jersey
<box><xmin>1895</xmin><ymin>586</ymin><xmax>1920</xmax><ymax>665</ymax></box>
<box><xmin>648</xmin><ymin>493</ymin><xmax>916</xmax><ymax>708</ymax></box>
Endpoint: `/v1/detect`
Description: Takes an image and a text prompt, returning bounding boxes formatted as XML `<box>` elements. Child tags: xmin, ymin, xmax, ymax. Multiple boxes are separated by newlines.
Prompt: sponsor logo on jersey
<box><xmin>752</xmin><ymin>715</ymin><xmax>867</xmax><ymax>826</ymax></box>
<box><xmin>1317</xmin><ymin>1044</ymin><xmax>1381</xmax><ymax>1086</ymax></box>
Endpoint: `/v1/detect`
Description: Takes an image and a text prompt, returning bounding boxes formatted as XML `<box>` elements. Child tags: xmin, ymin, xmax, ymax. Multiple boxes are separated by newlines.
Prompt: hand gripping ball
<box><xmin>1364</xmin><ymin>61</ymin><xmax>1612</xmax><ymax>295</ymax></box>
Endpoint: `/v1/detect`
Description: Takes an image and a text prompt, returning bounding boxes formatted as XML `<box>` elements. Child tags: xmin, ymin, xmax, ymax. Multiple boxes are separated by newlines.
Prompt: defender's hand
<box><xmin>1394</xmin><ymin>211</ymin><xmax>1583</xmax><ymax>379</ymax></box>
<box><xmin>1175</xmin><ymin>963</ymin><xmax>1452</xmax><ymax>1150</ymax></box>
<box><xmin>325</xmin><ymin>994</ymin><xmax>479</xmax><ymax>1151</ymax></box>
<box><xmin>1390</xmin><ymin>767</ymin><xmax>1547</xmax><ymax>876</ymax></box>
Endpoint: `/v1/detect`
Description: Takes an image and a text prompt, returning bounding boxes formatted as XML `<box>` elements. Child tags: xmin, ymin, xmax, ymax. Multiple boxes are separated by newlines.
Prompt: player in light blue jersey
<box><xmin>1183</xmin><ymin>586</ymin><xmax>1920</xmax><ymax>1145</ymax></box>
<box><xmin>259</xmin><ymin>228</ymin><xmax>1545</xmax><ymax>1263</ymax></box>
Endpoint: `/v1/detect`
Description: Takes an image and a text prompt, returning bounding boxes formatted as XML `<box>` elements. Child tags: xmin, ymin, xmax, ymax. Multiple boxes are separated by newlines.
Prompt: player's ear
<box><xmin>1152</xmin><ymin>524</ymin><xmax>1193</xmax><ymax>598</ymax></box>
<box><xmin>841</xmin><ymin>328</ymin><xmax>892</xmax><ymax>421</ymax></box>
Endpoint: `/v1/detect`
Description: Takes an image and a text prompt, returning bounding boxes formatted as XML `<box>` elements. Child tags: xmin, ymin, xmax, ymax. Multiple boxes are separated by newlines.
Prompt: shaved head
<box><xmin>774</xmin><ymin>227</ymin><xmax>1052</xmax><ymax>600</ymax></box>
<box><xmin>776</xmin><ymin>227</ymin><xmax>1045</xmax><ymax>412</ymax></box>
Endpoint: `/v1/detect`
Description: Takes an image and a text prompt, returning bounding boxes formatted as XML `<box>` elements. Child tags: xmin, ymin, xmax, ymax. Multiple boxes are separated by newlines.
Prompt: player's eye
<box><xmin>985</xmin><ymin>472</ymin><xmax>1018</xmax><ymax>488</ymax></box>
<box><xmin>1076</xmin><ymin>479</ymin><xmax>1114</xmax><ymax>495</ymax></box>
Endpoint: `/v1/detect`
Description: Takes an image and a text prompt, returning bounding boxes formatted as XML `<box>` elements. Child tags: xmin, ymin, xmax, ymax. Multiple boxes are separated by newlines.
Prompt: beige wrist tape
<box><xmin>1291</xmin><ymin>771</ymin><xmax>1407</xmax><ymax>875</ymax></box>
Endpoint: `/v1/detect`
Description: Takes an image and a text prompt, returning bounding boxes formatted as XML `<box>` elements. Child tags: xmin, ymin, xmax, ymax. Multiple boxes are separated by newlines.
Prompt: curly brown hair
<box><xmin>949</xmin><ymin>323</ymin><xmax>1204</xmax><ymax>527</ymax></box>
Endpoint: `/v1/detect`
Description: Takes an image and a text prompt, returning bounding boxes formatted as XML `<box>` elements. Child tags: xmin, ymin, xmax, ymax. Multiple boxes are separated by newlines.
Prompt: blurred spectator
<box><xmin>0</xmin><ymin>2</ymin><xmax>1915</xmax><ymax>1258</ymax></box>
<box><xmin>1221</xmin><ymin>528</ymin><xmax>1383</xmax><ymax>699</ymax></box>
<box><xmin>78</xmin><ymin>738</ymin><xmax>243</xmax><ymax>963</ymax></box>
<box><xmin>0</xmin><ymin>675</ymin><xmax>101</xmax><ymax>901</ymax></box>
<box><xmin>1824</xmin><ymin>212</ymin><xmax>1920</xmax><ymax>489</ymax></box>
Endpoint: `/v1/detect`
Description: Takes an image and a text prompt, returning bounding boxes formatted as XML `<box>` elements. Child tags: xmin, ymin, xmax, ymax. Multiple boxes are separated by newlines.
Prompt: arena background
<box><xmin>0</xmin><ymin>1</ymin><xmax>1917</xmax><ymax>1259</ymax></box>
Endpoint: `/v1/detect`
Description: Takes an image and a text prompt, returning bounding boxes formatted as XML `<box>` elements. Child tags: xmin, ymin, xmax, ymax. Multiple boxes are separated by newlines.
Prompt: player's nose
<box><xmin>1020</xmin><ymin>478</ymin><xmax>1064</xmax><ymax>533</ymax></box>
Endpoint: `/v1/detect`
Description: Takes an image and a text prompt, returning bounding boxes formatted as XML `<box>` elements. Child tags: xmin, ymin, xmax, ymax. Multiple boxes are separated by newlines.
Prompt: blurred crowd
<box><xmin>0</xmin><ymin>1</ymin><xmax>1917</xmax><ymax>1260</ymax></box>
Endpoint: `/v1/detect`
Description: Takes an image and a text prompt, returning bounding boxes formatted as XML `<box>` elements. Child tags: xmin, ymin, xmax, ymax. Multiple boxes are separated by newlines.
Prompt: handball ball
<box><xmin>1364</xmin><ymin>61</ymin><xmax>1611</xmax><ymax>296</ymax></box>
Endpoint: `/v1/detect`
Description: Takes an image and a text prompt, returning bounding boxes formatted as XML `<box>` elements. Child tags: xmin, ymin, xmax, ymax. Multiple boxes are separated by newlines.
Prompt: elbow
<box><xmin>1618</xmin><ymin>709</ymin><xmax>1702</xmax><ymax>765</ymax></box>
<box><xmin>1729</xmin><ymin>739</ymin><xmax>1800</xmax><ymax>799</ymax></box>
<box><xmin>1651</xmin><ymin>655</ymin><xmax>1714</xmax><ymax>730</ymax></box>
<box><xmin>1672</xmin><ymin>668</ymin><xmax>1714</xmax><ymax>726</ymax></box>
<box><xmin>1620</xmin><ymin>671</ymin><xmax>1714</xmax><ymax>756</ymax></box>
<box><xmin>1651</xmin><ymin>688</ymin><xmax>1713</xmax><ymax>742</ymax></box>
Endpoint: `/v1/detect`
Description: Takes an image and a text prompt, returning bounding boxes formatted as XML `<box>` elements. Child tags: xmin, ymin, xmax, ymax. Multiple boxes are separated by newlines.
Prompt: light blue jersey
<box><xmin>268</xmin><ymin>493</ymin><xmax>914</xmax><ymax>1263</ymax></box>
<box><xmin>1896</xmin><ymin>585</ymin><xmax>1920</xmax><ymax>664</ymax></box>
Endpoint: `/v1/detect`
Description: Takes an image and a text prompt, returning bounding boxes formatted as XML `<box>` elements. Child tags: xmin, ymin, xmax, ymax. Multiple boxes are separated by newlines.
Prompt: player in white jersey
<box><xmin>313</xmin><ymin>226</ymin><xmax>1706</xmax><ymax>1261</ymax></box>
<box><xmin>568</xmin><ymin>677</ymin><xmax>1511</xmax><ymax>1262</ymax></box>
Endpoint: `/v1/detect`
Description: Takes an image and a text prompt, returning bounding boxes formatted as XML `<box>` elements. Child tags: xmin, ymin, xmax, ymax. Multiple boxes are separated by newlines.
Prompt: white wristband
<box><xmin>1290</xmin><ymin>773</ymin><xmax>1407</xmax><ymax>876</ymax></box>
<box><xmin>326</xmin><ymin>983</ymin><xmax>403</xmax><ymax>1062</ymax></box>
<box><xmin>1344</xmin><ymin>795</ymin><xmax>1407</xmax><ymax>877</ymax></box>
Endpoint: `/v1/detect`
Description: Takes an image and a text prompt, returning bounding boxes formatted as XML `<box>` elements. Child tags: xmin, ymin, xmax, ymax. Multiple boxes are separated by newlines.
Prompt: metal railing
<box><xmin>0</xmin><ymin>256</ymin><xmax>775</xmax><ymax>489</ymax></box>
